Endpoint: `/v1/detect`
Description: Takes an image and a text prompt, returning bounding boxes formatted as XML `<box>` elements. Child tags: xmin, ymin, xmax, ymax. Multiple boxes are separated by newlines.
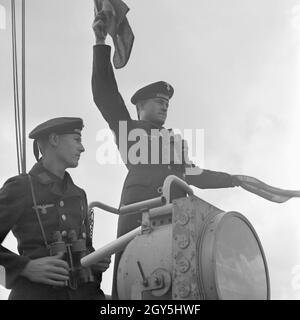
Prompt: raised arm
<box><xmin>186</xmin><ymin>168</ymin><xmax>238</xmax><ymax>189</ymax></box>
<box><xmin>92</xmin><ymin>10</ymin><xmax>131</xmax><ymax>132</ymax></box>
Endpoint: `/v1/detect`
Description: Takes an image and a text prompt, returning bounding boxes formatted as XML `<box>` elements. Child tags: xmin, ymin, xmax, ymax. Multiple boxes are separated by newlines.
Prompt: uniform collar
<box><xmin>140</xmin><ymin>120</ymin><xmax>165</xmax><ymax>130</ymax></box>
<box><xmin>29</xmin><ymin>161</ymin><xmax>81</xmax><ymax>197</ymax></box>
<box><xmin>29</xmin><ymin>161</ymin><xmax>73</xmax><ymax>185</ymax></box>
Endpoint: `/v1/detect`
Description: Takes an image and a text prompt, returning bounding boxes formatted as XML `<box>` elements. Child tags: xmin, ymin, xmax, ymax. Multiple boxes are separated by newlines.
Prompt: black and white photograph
<box><xmin>0</xmin><ymin>0</ymin><xmax>300</xmax><ymax>302</ymax></box>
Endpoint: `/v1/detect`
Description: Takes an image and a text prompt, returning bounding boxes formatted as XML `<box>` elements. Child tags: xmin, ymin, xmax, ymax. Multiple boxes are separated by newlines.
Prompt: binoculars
<box><xmin>49</xmin><ymin>230</ymin><xmax>94</xmax><ymax>290</ymax></box>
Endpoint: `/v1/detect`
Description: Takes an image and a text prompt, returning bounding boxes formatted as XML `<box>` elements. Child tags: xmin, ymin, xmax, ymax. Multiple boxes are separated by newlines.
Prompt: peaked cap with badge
<box><xmin>130</xmin><ymin>81</ymin><xmax>174</xmax><ymax>105</ymax></box>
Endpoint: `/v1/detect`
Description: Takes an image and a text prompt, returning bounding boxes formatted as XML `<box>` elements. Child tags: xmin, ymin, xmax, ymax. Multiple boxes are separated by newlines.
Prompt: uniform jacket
<box><xmin>0</xmin><ymin>162</ymin><xmax>103</xmax><ymax>300</ymax></box>
<box><xmin>92</xmin><ymin>44</ymin><xmax>235</xmax><ymax>236</ymax></box>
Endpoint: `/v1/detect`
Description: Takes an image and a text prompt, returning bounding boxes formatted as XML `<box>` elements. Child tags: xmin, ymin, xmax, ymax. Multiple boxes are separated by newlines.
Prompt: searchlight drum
<box><xmin>116</xmin><ymin>196</ymin><xmax>270</xmax><ymax>300</ymax></box>
<box><xmin>82</xmin><ymin>176</ymin><xmax>270</xmax><ymax>300</ymax></box>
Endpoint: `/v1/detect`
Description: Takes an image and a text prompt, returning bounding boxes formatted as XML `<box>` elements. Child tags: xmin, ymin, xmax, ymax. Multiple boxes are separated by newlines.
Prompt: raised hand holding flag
<box><xmin>93</xmin><ymin>0</ymin><xmax>134</xmax><ymax>69</ymax></box>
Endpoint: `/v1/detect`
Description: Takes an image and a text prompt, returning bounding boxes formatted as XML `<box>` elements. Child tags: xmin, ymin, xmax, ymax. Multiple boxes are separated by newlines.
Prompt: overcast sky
<box><xmin>1</xmin><ymin>0</ymin><xmax>300</xmax><ymax>300</ymax></box>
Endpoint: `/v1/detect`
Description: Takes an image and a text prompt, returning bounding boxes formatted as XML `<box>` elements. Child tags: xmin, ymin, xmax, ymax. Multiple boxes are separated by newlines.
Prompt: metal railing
<box><xmin>82</xmin><ymin>175</ymin><xmax>194</xmax><ymax>267</ymax></box>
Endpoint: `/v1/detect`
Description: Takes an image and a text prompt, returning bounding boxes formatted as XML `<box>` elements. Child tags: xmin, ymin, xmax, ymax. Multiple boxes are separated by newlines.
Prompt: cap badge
<box><xmin>165</xmin><ymin>82</ymin><xmax>171</xmax><ymax>92</ymax></box>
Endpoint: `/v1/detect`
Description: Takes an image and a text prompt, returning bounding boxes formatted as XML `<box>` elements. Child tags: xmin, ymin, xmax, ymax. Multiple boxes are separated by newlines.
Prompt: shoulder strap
<box><xmin>28</xmin><ymin>174</ymin><xmax>50</xmax><ymax>249</ymax></box>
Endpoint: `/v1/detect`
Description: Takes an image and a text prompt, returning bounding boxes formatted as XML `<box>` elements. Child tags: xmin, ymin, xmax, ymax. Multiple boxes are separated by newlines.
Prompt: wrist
<box><xmin>231</xmin><ymin>175</ymin><xmax>240</xmax><ymax>187</ymax></box>
<box><xmin>95</xmin><ymin>38</ymin><xmax>106</xmax><ymax>45</ymax></box>
<box><xmin>20</xmin><ymin>260</ymin><xmax>31</xmax><ymax>278</ymax></box>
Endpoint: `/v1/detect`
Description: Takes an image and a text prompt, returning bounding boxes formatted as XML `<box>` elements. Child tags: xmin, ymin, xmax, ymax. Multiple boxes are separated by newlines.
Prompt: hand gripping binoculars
<box><xmin>49</xmin><ymin>230</ymin><xmax>94</xmax><ymax>290</ymax></box>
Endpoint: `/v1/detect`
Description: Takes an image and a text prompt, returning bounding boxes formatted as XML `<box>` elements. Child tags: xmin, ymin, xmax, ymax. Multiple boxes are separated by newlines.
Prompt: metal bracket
<box><xmin>131</xmin><ymin>268</ymin><xmax>172</xmax><ymax>300</ymax></box>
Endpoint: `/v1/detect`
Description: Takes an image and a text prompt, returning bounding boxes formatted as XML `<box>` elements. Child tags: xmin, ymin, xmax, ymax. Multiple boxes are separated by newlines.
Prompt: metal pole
<box><xmin>119</xmin><ymin>197</ymin><xmax>166</xmax><ymax>215</ymax></box>
<box><xmin>21</xmin><ymin>0</ymin><xmax>26</xmax><ymax>173</ymax></box>
<box><xmin>81</xmin><ymin>226</ymin><xmax>141</xmax><ymax>267</ymax></box>
<box><xmin>162</xmin><ymin>175</ymin><xmax>194</xmax><ymax>204</ymax></box>
<box><xmin>11</xmin><ymin>0</ymin><xmax>21</xmax><ymax>174</ymax></box>
<box><xmin>88</xmin><ymin>201</ymin><xmax>119</xmax><ymax>215</ymax></box>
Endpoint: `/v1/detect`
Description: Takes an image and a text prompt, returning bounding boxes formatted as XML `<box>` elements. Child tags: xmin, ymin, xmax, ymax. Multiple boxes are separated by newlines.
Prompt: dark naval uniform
<box><xmin>0</xmin><ymin>116</ymin><xmax>105</xmax><ymax>300</ymax></box>
<box><xmin>0</xmin><ymin>162</ymin><xmax>104</xmax><ymax>300</ymax></box>
<box><xmin>92</xmin><ymin>44</ymin><xmax>237</xmax><ymax>298</ymax></box>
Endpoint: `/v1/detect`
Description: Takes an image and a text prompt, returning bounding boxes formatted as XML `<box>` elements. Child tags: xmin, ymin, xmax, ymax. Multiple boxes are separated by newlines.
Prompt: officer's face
<box><xmin>55</xmin><ymin>133</ymin><xmax>85</xmax><ymax>168</ymax></box>
<box><xmin>139</xmin><ymin>98</ymin><xmax>169</xmax><ymax>125</ymax></box>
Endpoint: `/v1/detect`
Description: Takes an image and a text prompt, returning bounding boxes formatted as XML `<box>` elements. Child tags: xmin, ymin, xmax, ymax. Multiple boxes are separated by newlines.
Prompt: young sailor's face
<box><xmin>56</xmin><ymin>133</ymin><xmax>85</xmax><ymax>168</ymax></box>
<box><xmin>140</xmin><ymin>97</ymin><xmax>169</xmax><ymax>126</ymax></box>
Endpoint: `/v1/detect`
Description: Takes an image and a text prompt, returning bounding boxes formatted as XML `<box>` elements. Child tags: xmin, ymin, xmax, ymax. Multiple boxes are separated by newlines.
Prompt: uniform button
<box><xmin>61</xmin><ymin>230</ymin><xmax>67</xmax><ymax>237</ymax></box>
<box><xmin>61</xmin><ymin>214</ymin><xmax>67</xmax><ymax>221</ymax></box>
<box><xmin>59</xmin><ymin>200</ymin><xmax>64</xmax><ymax>207</ymax></box>
<box><xmin>168</xmin><ymin>165</ymin><xmax>171</xmax><ymax>170</ymax></box>
<box><xmin>157</xmin><ymin>187</ymin><xmax>163</xmax><ymax>194</ymax></box>
<box><xmin>82</xmin><ymin>232</ymin><xmax>86</xmax><ymax>239</ymax></box>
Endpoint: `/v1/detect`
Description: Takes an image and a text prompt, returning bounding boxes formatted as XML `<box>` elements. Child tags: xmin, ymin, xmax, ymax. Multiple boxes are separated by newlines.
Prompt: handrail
<box><xmin>88</xmin><ymin>201</ymin><xmax>119</xmax><ymax>215</ymax></box>
<box><xmin>162</xmin><ymin>175</ymin><xmax>194</xmax><ymax>204</ymax></box>
<box><xmin>119</xmin><ymin>196</ymin><xmax>166</xmax><ymax>215</ymax></box>
<box><xmin>89</xmin><ymin>175</ymin><xmax>194</xmax><ymax>216</ymax></box>
<box><xmin>83</xmin><ymin>176</ymin><xmax>193</xmax><ymax>266</ymax></box>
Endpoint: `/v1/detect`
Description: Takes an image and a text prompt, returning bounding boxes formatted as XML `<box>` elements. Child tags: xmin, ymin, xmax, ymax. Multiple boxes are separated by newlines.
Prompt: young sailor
<box><xmin>0</xmin><ymin>117</ymin><xmax>110</xmax><ymax>300</ymax></box>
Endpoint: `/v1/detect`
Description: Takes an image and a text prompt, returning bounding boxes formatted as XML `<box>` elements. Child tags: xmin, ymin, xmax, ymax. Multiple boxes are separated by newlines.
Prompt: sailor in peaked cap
<box><xmin>131</xmin><ymin>81</ymin><xmax>174</xmax><ymax>105</ymax></box>
<box><xmin>92</xmin><ymin>15</ymin><xmax>238</xmax><ymax>299</ymax></box>
<box><xmin>129</xmin><ymin>81</ymin><xmax>174</xmax><ymax>125</ymax></box>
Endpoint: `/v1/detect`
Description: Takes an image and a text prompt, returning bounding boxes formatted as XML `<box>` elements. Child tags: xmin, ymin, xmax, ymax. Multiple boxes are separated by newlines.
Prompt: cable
<box><xmin>11</xmin><ymin>0</ymin><xmax>27</xmax><ymax>174</ymax></box>
<box><xmin>21</xmin><ymin>0</ymin><xmax>26</xmax><ymax>173</ymax></box>
<box><xmin>11</xmin><ymin>0</ymin><xmax>22</xmax><ymax>174</ymax></box>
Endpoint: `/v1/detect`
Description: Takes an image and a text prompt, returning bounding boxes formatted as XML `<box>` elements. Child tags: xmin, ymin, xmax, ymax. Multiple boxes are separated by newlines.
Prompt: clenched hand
<box><xmin>20</xmin><ymin>253</ymin><xmax>69</xmax><ymax>287</ymax></box>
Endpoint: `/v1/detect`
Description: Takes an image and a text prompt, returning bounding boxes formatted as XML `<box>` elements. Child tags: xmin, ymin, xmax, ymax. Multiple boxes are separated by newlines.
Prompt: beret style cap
<box><xmin>28</xmin><ymin>117</ymin><xmax>84</xmax><ymax>161</ymax></box>
<box><xmin>29</xmin><ymin>117</ymin><xmax>84</xmax><ymax>140</ymax></box>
